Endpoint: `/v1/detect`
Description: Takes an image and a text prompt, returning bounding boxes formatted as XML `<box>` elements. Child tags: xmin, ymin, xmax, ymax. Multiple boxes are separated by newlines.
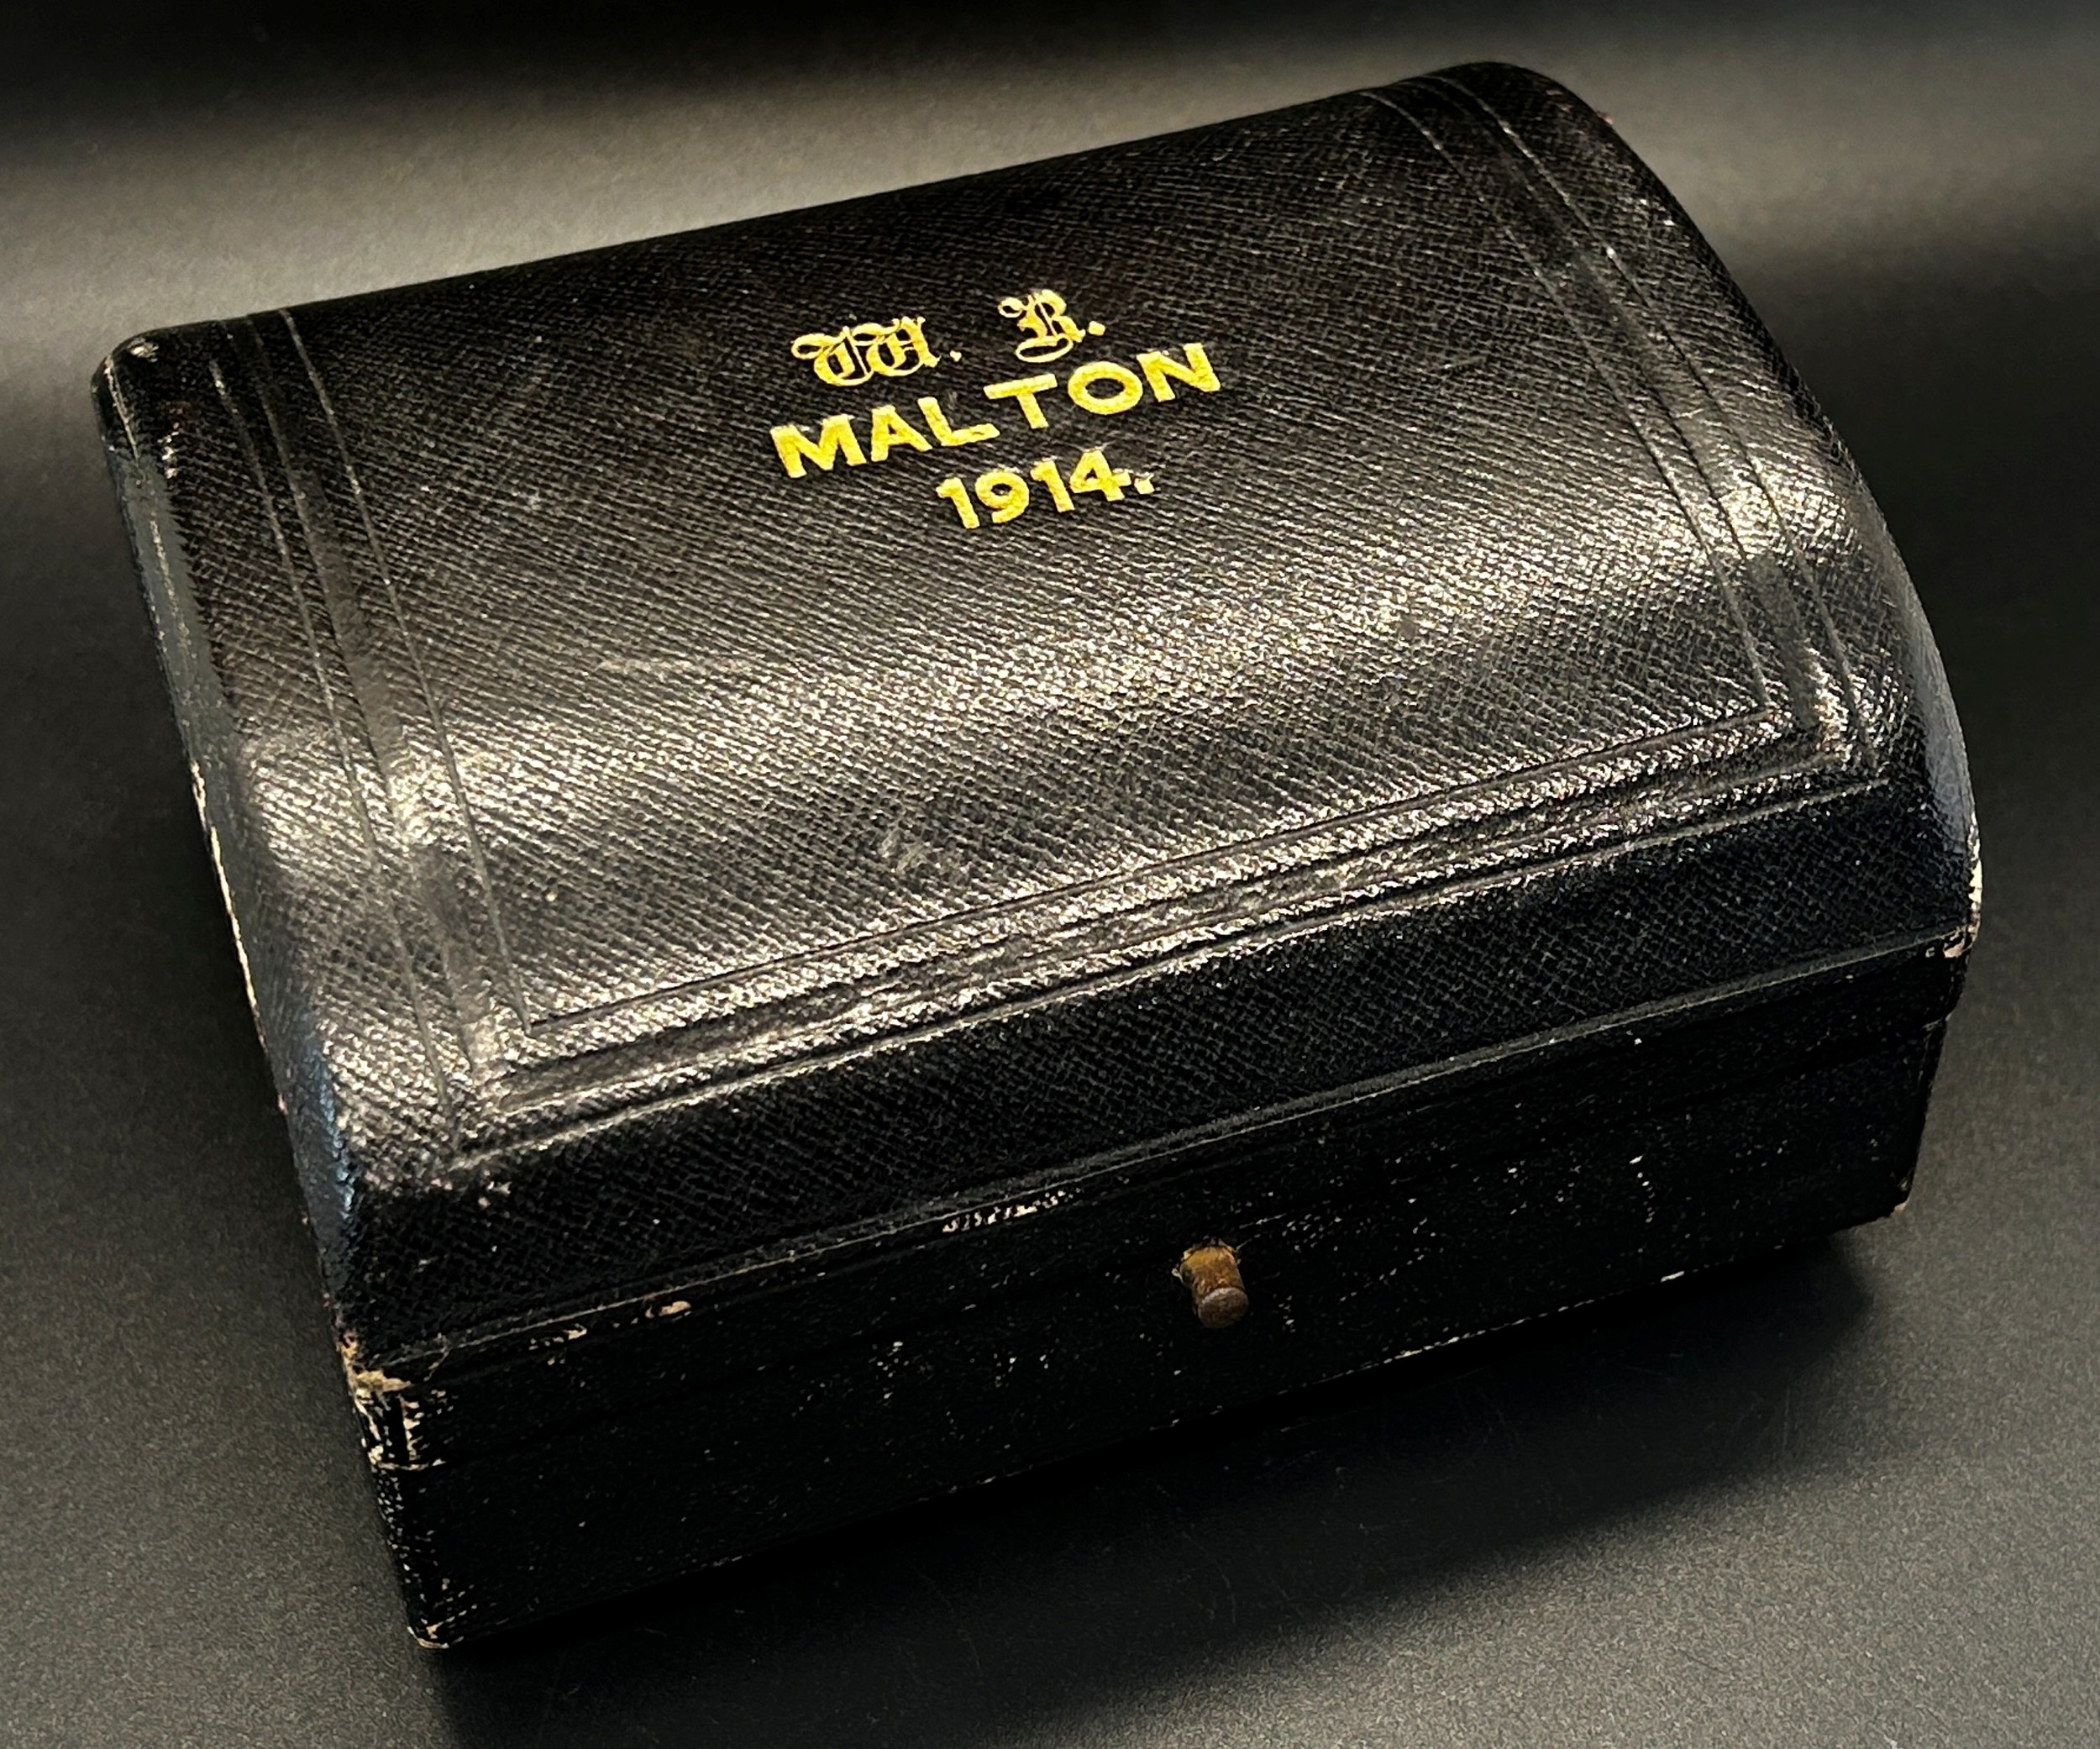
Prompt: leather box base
<box><xmin>369</xmin><ymin>943</ymin><xmax>1955</xmax><ymax>1645</ymax></box>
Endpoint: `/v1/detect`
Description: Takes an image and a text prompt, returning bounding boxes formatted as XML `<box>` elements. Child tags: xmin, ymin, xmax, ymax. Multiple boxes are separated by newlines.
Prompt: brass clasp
<box><xmin>1178</xmin><ymin>1243</ymin><xmax>1249</xmax><ymax>1329</ymax></box>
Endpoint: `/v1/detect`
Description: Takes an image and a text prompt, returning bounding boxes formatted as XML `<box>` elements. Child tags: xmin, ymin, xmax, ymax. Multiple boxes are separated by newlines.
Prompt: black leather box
<box><xmin>95</xmin><ymin>63</ymin><xmax>1977</xmax><ymax>1645</ymax></box>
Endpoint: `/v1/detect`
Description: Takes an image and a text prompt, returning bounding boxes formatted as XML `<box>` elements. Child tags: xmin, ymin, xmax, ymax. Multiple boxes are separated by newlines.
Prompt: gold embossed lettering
<box><xmin>770</xmin><ymin>414</ymin><xmax>867</xmax><ymax>478</ymax></box>
<box><xmin>981</xmin><ymin>372</ymin><xmax>1058</xmax><ymax>429</ymax></box>
<box><xmin>860</xmin><ymin>318</ymin><xmax>937</xmax><ymax>378</ymax></box>
<box><xmin>791</xmin><ymin>317</ymin><xmax>937</xmax><ymax>387</ymax></box>
<box><xmin>997</xmin><ymin>289</ymin><xmax>1089</xmax><ymax>363</ymax></box>
<box><xmin>1029</xmin><ymin>456</ymin><xmax>1075</xmax><ymax>512</ymax></box>
<box><xmin>1068</xmin><ymin>447</ymin><xmax>1129</xmax><ymax>500</ymax></box>
<box><xmin>917</xmin><ymin>396</ymin><xmax>999</xmax><ymax>448</ymax></box>
<box><xmin>974</xmin><ymin>468</ymin><xmax>1031</xmax><ymax>522</ymax></box>
<box><xmin>789</xmin><ymin>330</ymin><xmax>864</xmax><ymax>387</ymax></box>
<box><xmin>934</xmin><ymin>475</ymin><xmax>980</xmax><ymax>527</ymax></box>
<box><xmin>1066</xmin><ymin>360</ymin><xmax>1145</xmax><ymax>416</ymax></box>
<box><xmin>1136</xmin><ymin>343</ymin><xmax>1220</xmax><ymax>402</ymax></box>
<box><xmin>774</xmin><ymin>304</ymin><xmax>1203</xmax><ymax>517</ymax></box>
<box><xmin>867</xmin><ymin>403</ymin><xmax>933</xmax><ymax>461</ymax></box>
<box><xmin>937</xmin><ymin>448</ymin><xmax>1153</xmax><ymax>528</ymax></box>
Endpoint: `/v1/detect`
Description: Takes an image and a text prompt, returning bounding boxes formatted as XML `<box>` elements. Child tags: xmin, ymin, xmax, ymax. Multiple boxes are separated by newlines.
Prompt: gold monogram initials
<box><xmin>997</xmin><ymin>288</ymin><xmax>1100</xmax><ymax>364</ymax></box>
<box><xmin>790</xmin><ymin>317</ymin><xmax>937</xmax><ymax>387</ymax></box>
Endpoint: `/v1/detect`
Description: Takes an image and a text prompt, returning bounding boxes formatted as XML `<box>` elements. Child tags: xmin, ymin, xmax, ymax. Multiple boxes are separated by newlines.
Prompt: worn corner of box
<box><xmin>337</xmin><ymin>1328</ymin><xmax>439</xmax><ymax>1472</ymax></box>
<box><xmin>404</xmin><ymin>1585</ymin><xmax>475</xmax><ymax>1652</ymax></box>
<box><xmin>93</xmin><ymin>329</ymin><xmax>176</xmax><ymax>449</ymax></box>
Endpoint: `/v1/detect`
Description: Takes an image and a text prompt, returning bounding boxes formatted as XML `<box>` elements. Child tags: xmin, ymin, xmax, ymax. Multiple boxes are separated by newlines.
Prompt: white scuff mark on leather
<box><xmin>362</xmin><ymin>1408</ymin><xmax>442</xmax><ymax>1469</ymax></box>
<box><xmin>344</xmin><ymin>1361</ymin><xmax>411</xmax><ymax>1394</ymax></box>
<box><xmin>646</xmin><ymin>1299</ymin><xmax>692</xmax><ymax>1320</ymax></box>
<box><xmin>411</xmin><ymin>1604</ymin><xmax>475</xmax><ymax>1650</ymax></box>
<box><xmin>876</xmin><ymin>817</ymin><xmax>933</xmax><ymax>876</ymax></box>
<box><xmin>340</xmin><ymin>1337</ymin><xmax>419</xmax><ymax>1458</ymax></box>
<box><xmin>940</xmin><ymin>1188</ymin><xmax>1069</xmax><ymax>1235</ymax></box>
<box><xmin>1945</xmin><ymin>851</ymin><xmax>1984</xmax><ymax>956</ymax></box>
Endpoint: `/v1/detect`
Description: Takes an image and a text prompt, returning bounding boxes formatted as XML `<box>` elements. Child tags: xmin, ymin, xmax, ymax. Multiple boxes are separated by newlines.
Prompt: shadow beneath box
<box><xmin>433</xmin><ymin>1233</ymin><xmax>1884</xmax><ymax>1749</ymax></box>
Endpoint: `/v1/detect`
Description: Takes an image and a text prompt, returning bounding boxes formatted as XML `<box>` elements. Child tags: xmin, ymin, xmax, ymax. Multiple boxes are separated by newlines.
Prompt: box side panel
<box><xmin>94</xmin><ymin>342</ymin><xmax>462</xmax><ymax>1321</ymax></box>
<box><xmin>95</xmin><ymin>359</ymin><xmax>356</xmax><ymax>1265</ymax></box>
<box><xmin>1435</xmin><ymin>62</ymin><xmax>1979</xmax><ymax>948</ymax></box>
<box><xmin>354</xmin><ymin>943</ymin><xmax>1958</xmax><ymax>1469</ymax></box>
<box><xmin>377</xmin><ymin>1004</ymin><xmax>1942</xmax><ymax>1644</ymax></box>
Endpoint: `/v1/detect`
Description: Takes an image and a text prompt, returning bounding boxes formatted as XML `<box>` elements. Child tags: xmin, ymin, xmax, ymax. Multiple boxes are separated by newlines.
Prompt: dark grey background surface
<box><xmin>3</xmin><ymin>4</ymin><xmax>2095</xmax><ymax>1742</ymax></box>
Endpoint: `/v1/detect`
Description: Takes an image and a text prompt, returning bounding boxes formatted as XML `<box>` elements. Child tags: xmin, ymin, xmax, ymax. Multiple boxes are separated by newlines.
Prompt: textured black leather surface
<box><xmin>364</xmin><ymin>950</ymin><xmax>1958</xmax><ymax>1639</ymax></box>
<box><xmin>95</xmin><ymin>61</ymin><xmax>1976</xmax><ymax>1641</ymax></box>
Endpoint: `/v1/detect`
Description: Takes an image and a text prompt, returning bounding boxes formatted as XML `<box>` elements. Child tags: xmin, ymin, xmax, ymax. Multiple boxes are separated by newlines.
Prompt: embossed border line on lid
<box><xmin>202</xmin><ymin>80</ymin><xmax>1876</xmax><ymax>1135</ymax></box>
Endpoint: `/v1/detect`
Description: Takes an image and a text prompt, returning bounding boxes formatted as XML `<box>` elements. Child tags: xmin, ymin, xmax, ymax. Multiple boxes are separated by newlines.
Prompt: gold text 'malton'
<box><xmin>768</xmin><ymin>343</ymin><xmax>1222</xmax><ymax>481</ymax></box>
